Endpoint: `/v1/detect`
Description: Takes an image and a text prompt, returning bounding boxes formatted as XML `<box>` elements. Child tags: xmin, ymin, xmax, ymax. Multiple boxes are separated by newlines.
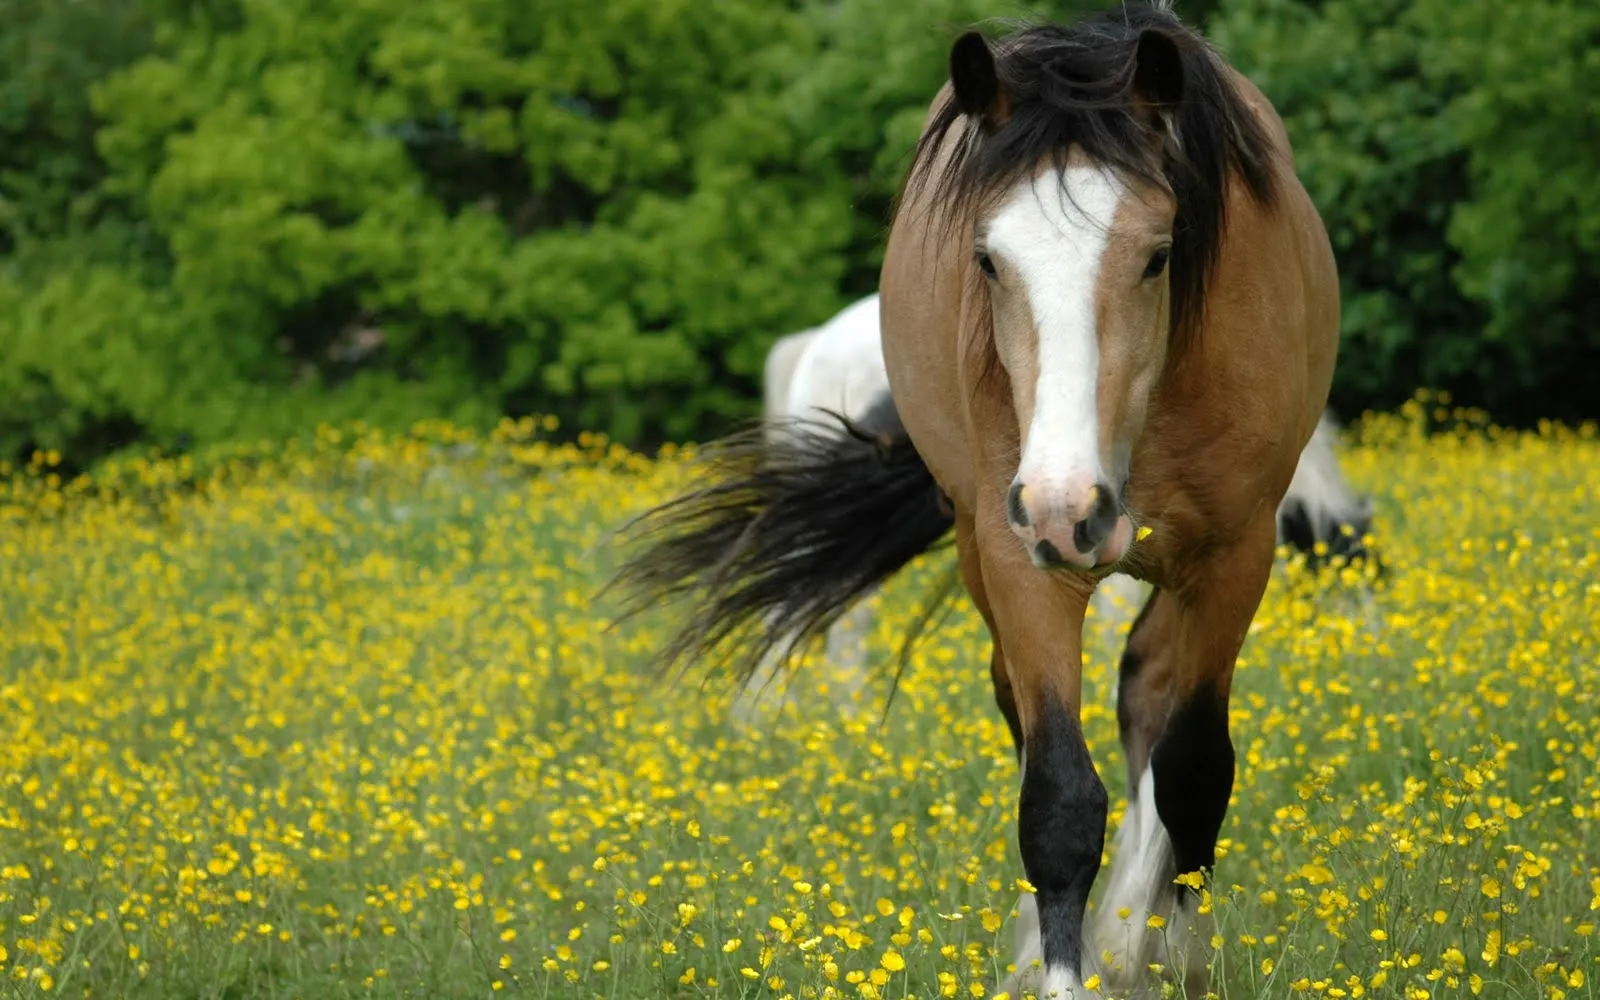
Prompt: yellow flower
<box><xmin>0</xmin><ymin>406</ymin><xmax>1593</xmax><ymax>996</ymax></box>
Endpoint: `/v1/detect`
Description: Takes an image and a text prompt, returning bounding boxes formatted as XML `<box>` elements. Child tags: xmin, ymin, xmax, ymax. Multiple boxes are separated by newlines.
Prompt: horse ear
<box><xmin>1131</xmin><ymin>27</ymin><xmax>1185</xmax><ymax>109</ymax></box>
<box><xmin>950</xmin><ymin>32</ymin><xmax>1010</xmax><ymax>128</ymax></box>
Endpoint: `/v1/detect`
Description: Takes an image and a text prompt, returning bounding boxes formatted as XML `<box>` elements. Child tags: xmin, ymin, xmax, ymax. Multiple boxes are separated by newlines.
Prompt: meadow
<box><xmin>0</xmin><ymin>393</ymin><xmax>1597</xmax><ymax>1000</ymax></box>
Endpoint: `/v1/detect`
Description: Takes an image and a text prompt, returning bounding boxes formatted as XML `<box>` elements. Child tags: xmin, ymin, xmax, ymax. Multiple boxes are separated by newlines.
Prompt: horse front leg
<box><xmin>969</xmin><ymin>504</ymin><xmax>1104</xmax><ymax>1000</ymax></box>
<box><xmin>1091</xmin><ymin>521</ymin><xmax>1277</xmax><ymax>999</ymax></box>
<box><xmin>955</xmin><ymin>514</ymin><xmax>1023</xmax><ymax>756</ymax></box>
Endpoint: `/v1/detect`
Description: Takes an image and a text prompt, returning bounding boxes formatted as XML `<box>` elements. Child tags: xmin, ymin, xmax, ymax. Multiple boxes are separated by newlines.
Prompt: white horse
<box><xmin>732</xmin><ymin>294</ymin><xmax>1376</xmax><ymax>726</ymax></box>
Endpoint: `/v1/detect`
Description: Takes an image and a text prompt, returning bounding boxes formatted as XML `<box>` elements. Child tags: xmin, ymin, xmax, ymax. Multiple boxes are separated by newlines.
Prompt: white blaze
<box><xmin>987</xmin><ymin>166</ymin><xmax>1125</xmax><ymax>496</ymax></box>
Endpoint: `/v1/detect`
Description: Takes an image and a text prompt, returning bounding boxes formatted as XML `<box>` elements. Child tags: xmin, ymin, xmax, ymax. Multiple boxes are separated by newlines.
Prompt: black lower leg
<box><xmin>1149</xmin><ymin>681</ymin><xmax>1235</xmax><ymax>894</ymax></box>
<box><xmin>1019</xmin><ymin>699</ymin><xmax>1109</xmax><ymax>974</ymax></box>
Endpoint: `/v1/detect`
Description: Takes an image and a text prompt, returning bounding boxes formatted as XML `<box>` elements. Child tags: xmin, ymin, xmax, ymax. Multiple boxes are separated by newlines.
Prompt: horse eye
<box><xmin>1143</xmin><ymin>246</ymin><xmax>1171</xmax><ymax>280</ymax></box>
<box><xmin>976</xmin><ymin>252</ymin><xmax>997</xmax><ymax>279</ymax></box>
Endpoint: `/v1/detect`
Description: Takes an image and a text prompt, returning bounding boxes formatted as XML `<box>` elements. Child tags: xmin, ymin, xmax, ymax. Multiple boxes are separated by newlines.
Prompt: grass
<box><xmin>0</xmin><ymin>394</ymin><xmax>1597</xmax><ymax>1000</ymax></box>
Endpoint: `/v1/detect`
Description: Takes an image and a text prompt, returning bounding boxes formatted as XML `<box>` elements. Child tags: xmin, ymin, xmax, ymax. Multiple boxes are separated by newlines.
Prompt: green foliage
<box><xmin>85</xmin><ymin>0</ymin><xmax>868</xmax><ymax>451</ymax></box>
<box><xmin>0</xmin><ymin>0</ymin><xmax>155</xmax><ymax>248</ymax></box>
<box><xmin>0</xmin><ymin>0</ymin><xmax>166</xmax><ymax>464</ymax></box>
<box><xmin>2</xmin><ymin>0</ymin><xmax>855</xmax><ymax>465</ymax></box>
<box><xmin>0</xmin><ymin>0</ymin><xmax>1594</xmax><ymax>470</ymax></box>
<box><xmin>1211</xmin><ymin>0</ymin><xmax>1600</xmax><ymax>421</ymax></box>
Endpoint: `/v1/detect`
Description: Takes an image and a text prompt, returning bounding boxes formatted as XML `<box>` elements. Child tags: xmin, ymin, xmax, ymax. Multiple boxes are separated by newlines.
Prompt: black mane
<box><xmin>904</xmin><ymin>2</ymin><xmax>1279</xmax><ymax>350</ymax></box>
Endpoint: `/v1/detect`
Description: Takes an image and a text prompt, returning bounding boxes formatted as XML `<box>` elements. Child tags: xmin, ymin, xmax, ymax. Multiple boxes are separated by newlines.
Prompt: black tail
<box><xmin>602</xmin><ymin>393</ymin><xmax>957</xmax><ymax>691</ymax></box>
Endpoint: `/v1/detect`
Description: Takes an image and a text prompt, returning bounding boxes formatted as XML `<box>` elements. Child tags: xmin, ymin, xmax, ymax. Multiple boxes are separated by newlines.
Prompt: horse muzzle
<box><xmin>1006</xmin><ymin>478</ymin><xmax>1132</xmax><ymax>571</ymax></box>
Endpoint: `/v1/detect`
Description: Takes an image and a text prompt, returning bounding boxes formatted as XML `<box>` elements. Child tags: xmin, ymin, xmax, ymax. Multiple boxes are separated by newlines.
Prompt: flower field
<box><xmin>1</xmin><ymin>397</ymin><xmax>1597</xmax><ymax>999</ymax></box>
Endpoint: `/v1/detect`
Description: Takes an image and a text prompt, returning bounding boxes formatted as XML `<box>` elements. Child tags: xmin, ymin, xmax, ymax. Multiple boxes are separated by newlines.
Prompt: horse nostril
<box><xmin>1007</xmin><ymin>482</ymin><xmax>1030</xmax><ymax>528</ymax></box>
<box><xmin>1072</xmin><ymin>482</ymin><xmax>1120</xmax><ymax>553</ymax></box>
<box><xmin>1034</xmin><ymin>538</ymin><xmax>1064</xmax><ymax>566</ymax></box>
<box><xmin>1072</xmin><ymin>517</ymin><xmax>1097</xmax><ymax>553</ymax></box>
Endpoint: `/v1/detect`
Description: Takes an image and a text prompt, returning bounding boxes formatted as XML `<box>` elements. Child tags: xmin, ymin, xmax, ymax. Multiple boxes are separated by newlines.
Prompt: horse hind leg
<box><xmin>728</xmin><ymin>614</ymin><xmax>791</xmax><ymax>729</ymax></box>
<box><xmin>730</xmin><ymin>585</ymin><xmax>879</xmax><ymax>729</ymax></box>
<box><xmin>821</xmin><ymin>589</ymin><xmax>877</xmax><ymax>718</ymax></box>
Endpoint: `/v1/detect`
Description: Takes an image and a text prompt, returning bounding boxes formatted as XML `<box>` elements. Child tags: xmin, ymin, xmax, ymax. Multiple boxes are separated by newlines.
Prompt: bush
<box><xmin>0</xmin><ymin>0</ymin><xmax>156</xmax><ymax>252</ymax></box>
<box><xmin>0</xmin><ymin>0</ymin><xmax>164</xmax><ymax>464</ymax></box>
<box><xmin>0</xmin><ymin>0</ymin><xmax>1594</xmax><ymax>471</ymax></box>
<box><xmin>1210</xmin><ymin>0</ymin><xmax>1600</xmax><ymax>423</ymax></box>
<box><xmin>4</xmin><ymin>0</ymin><xmax>1073</xmax><ymax>470</ymax></box>
<box><xmin>85</xmin><ymin>0</ymin><xmax>870</xmax><ymax>450</ymax></box>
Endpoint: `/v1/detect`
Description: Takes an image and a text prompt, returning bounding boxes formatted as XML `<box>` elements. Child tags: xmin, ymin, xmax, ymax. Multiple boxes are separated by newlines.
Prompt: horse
<box><xmin>738</xmin><ymin>292</ymin><xmax>1375</xmax><ymax>722</ymax></box>
<box><xmin>766</xmin><ymin>293</ymin><xmax>1372</xmax><ymax>575</ymax></box>
<box><xmin>606</xmin><ymin>4</ymin><xmax>1343</xmax><ymax>996</ymax></box>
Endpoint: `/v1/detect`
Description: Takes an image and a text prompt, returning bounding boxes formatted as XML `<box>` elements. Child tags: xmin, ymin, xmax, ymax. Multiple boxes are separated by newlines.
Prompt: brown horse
<box><xmin>606</xmin><ymin>3</ymin><xmax>1339</xmax><ymax>997</ymax></box>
